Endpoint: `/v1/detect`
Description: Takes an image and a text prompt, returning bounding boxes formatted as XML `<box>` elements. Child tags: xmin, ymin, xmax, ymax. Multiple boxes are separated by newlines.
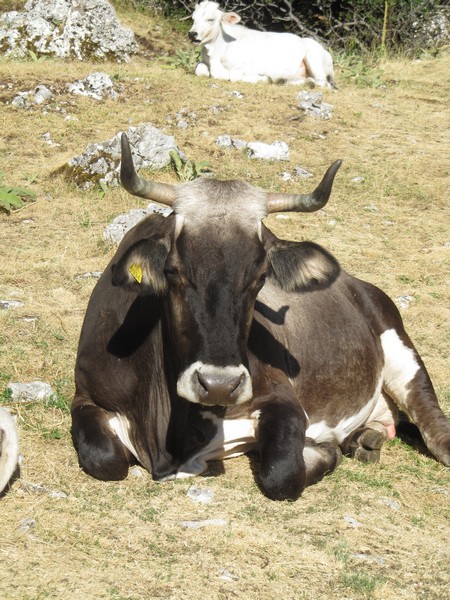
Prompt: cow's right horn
<box><xmin>266</xmin><ymin>160</ymin><xmax>342</xmax><ymax>213</ymax></box>
<box><xmin>120</xmin><ymin>133</ymin><xmax>177</xmax><ymax>206</ymax></box>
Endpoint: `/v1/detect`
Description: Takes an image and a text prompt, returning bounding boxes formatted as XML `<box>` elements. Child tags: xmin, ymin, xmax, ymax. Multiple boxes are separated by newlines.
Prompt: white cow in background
<box><xmin>189</xmin><ymin>1</ymin><xmax>336</xmax><ymax>88</ymax></box>
<box><xmin>0</xmin><ymin>407</ymin><xmax>19</xmax><ymax>495</ymax></box>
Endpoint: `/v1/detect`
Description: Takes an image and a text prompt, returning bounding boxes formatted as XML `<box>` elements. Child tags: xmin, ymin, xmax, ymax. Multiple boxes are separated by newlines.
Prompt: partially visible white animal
<box><xmin>189</xmin><ymin>1</ymin><xmax>336</xmax><ymax>88</ymax></box>
<box><xmin>0</xmin><ymin>407</ymin><xmax>19</xmax><ymax>494</ymax></box>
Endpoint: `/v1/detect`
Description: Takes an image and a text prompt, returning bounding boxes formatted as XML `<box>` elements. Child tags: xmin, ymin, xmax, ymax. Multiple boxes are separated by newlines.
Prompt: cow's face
<box><xmin>189</xmin><ymin>1</ymin><xmax>241</xmax><ymax>45</ymax></box>
<box><xmin>115</xmin><ymin>134</ymin><xmax>341</xmax><ymax>407</ymax></box>
<box><xmin>112</xmin><ymin>181</ymin><xmax>268</xmax><ymax>407</ymax></box>
<box><xmin>112</xmin><ymin>183</ymin><xmax>339</xmax><ymax>407</ymax></box>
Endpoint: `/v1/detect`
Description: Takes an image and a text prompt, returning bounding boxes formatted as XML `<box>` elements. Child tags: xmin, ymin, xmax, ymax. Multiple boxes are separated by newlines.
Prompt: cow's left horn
<box><xmin>266</xmin><ymin>160</ymin><xmax>342</xmax><ymax>213</ymax></box>
<box><xmin>120</xmin><ymin>133</ymin><xmax>177</xmax><ymax>206</ymax></box>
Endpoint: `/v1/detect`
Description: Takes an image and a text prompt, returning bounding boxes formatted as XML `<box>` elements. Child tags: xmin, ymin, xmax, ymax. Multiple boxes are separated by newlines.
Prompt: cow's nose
<box><xmin>197</xmin><ymin>369</ymin><xmax>245</xmax><ymax>406</ymax></box>
<box><xmin>188</xmin><ymin>31</ymin><xmax>198</xmax><ymax>42</ymax></box>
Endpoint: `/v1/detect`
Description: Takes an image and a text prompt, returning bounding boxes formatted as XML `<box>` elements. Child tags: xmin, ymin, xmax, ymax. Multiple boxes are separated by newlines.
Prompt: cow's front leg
<box><xmin>257</xmin><ymin>398</ymin><xmax>307</xmax><ymax>500</ymax></box>
<box><xmin>71</xmin><ymin>399</ymin><xmax>133</xmax><ymax>481</ymax></box>
<box><xmin>194</xmin><ymin>62</ymin><xmax>210</xmax><ymax>77</ymax></box>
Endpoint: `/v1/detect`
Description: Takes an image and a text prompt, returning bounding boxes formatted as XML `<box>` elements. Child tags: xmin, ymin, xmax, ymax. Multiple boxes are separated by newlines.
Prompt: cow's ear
<box><xmin>222</xmin><ymin>12</ymin><xmax>241</xmax><ymax>25</ymax></box>
<box><xmin>111</xmin><ymin>238</ymin><xmax>170</xmax><ymax>295</ymax></box>
<box><xmin>262</xmin><ymin>226</ymin><xmax>339</xmax><ymax>292</ymax></box>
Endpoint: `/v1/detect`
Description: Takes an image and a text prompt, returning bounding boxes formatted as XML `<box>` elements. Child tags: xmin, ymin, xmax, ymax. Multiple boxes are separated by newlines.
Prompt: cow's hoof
<box><xmin>354</xmin><ymin>447</ymin><xmax>381</xmax><ymax>463</ymax></box>
<box><xmin>347</xmin><ymin>428</ymin><xmax>385</xmax><ymax>463</ymax></box>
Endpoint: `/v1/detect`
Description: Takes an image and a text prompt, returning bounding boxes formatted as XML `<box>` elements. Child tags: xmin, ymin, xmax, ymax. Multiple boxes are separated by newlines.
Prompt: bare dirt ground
<box><xmin>0</xmin><ymin>6</ymin><xmax>449</xmax><ymax>599</ymax></box>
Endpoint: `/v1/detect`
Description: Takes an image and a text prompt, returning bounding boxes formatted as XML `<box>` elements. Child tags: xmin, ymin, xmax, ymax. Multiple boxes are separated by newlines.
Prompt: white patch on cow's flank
<box><xmin>109</xmin><ymin>414</ymin><xmax>139</xmax><ymax>461</ymax></box>
<box><xmin>380</xmin><ymin>328</ymin><xmax>420</xmax><ymax>407</ymax></box>
<box><xmin>176</xmin><ymin>412</ymin><xmax>258</xmax><ymax>478</ymax></box>
<box><xmin>306</xmin><ymin>376</ymin><xmax>385</xmax><ymax>444</ymax></box>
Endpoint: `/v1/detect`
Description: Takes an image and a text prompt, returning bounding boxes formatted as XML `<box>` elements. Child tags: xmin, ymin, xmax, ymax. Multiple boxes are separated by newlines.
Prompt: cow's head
<box><xmin>113</xmin><ymin>134</ymin><xmax>341</xmax><ymax>407</ymax></box>
<box><xmin>189</xmin><ymin>1</ymin><xmax>241</xmax><ymax>45</ymax></box>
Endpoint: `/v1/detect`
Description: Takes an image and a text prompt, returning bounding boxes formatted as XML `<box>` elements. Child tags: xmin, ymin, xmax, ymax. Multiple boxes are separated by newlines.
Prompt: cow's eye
<box><xmin>164</xmin><ymin>266</ymin><xmax>179</xmax><ymax>279</ymax></box>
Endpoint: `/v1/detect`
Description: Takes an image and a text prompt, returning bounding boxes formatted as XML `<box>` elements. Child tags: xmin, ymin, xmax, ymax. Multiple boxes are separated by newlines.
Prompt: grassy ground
<box><xmin>0</xmin><ymin>4</ymin><xmax>449</xmax><ymax>599</ymax></box>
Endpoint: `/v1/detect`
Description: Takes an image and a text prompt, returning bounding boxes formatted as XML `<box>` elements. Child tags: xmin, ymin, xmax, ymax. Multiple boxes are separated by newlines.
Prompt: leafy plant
<box><xmin>0</xmin><ymin>171</ymin><xmax>36</xmax><ymax>213</ymax></box>
<box><xmin>165</xmin><ymin>46</ymin><xmax>201</xmax><ymax>73</ymax></box>
<box><xmin>169</xmin><ymin>150</ymin><xmax>211</xmax><ymax>182</ymax></box>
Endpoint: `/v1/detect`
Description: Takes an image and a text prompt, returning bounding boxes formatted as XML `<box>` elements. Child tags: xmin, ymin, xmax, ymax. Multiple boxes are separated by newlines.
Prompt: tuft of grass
<box><xmin>340</xmin><ymin>570</ymin><xmax>384</xmax><ymax>595</ymax></box>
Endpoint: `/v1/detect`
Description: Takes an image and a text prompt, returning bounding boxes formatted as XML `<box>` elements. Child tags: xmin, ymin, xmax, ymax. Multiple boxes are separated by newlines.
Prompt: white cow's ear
<box><xmin>222</xmin><ymin>12</ymin><xmax>241</xmax><ymax>25</ymax></box>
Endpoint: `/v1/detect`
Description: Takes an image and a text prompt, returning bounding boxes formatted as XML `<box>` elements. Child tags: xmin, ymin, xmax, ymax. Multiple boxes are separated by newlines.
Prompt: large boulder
<box><xmin>62</xmin><ymin>123</ymin><xmax>184</xmax><ymax>189</ymax></box>
<box><xmin>0</xmin><ymin>0</ymin><xmax>138</xmax><ymax>61</ymax></box>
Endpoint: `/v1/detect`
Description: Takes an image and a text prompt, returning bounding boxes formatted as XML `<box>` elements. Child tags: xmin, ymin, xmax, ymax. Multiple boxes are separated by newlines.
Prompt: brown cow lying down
<box><xmin>71</xmin><ymin>134</ymin><xmax>450</xmax><ymax>500</ymax></box>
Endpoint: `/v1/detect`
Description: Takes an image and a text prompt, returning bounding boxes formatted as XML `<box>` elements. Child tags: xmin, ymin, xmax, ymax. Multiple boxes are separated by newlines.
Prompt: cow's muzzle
<box><xmin>177</xmin><ymin>362</ymin><xmax>253</xmax><ymax>406</ymax></box>
<box><xmin>188</xmin><ymin>31</ymin><xmax>201</xmax><ymax>44</ymax></box>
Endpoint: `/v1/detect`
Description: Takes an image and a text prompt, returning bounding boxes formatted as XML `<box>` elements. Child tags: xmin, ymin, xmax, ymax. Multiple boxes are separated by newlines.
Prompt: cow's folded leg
<box><xmin>71</xmin><ymin>403</ymin><xmax>132</xmax><ymax>481</ymax></box>
<box><xmin>257</xmin><ymin>401</ymin><xmax>307</xmax><ymax>501</ymax></box>
<box><xmin>304</xmin><ymin>439</ymin><xmax>342</xmax><ymax>486</ymax></box>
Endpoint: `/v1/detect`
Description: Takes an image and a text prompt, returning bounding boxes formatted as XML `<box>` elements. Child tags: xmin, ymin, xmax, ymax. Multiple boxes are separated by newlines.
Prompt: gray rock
<box><xmin>298</xmin><ymin>91</ymin><xmax>333</xmax><ymax>119</ymax></box>
<box><xmin>216</xmin><ymin>135</ymin><xmax>247</xmax><ymax>150</ymax></box>
<box><xmin>33</xmin><ymin>84</ymin><xmax>53</xmax><ymax>104</ymax></box>
<box><xmin>187</xmin><ymin>486</ymin><xmax>214</xmax><ymax>504</ymax></box>
<box><xmin>11</xmin><ymin>94</ymin><xmax>28</xmax><ymax>108</ymax></box>
<box><xmin>7</xmin><ymin>381</ymin><xmax>55</xmax><ymax>402</ymax></box>
<box><xmin>64</xmin><ymin>123</ymin><xmax>184</xmax><ymax>190</ymax></box>
<box><xmin>0</xmin><ymin>0</ymin><xmax>138</xmax><ymax>62</ymax></box>
<box><xmin>343</xmin><ymin>515</ymin><xmax>363</xmax><ymax>528</ymax></box>
<box><xmin>104</xmin><ymin>202</ymin><xmax>172</xmax><ymax>245</ymax></box>
<box><xmin>66</xmin><ymin>72</ymin><xmax>118</xmax><ymax>100</ymax></box>
<box><xmin>180</xmin><ymin>518</ymin><xmax>228</xmax><ymax>529</ymax></box>
<box><xmin>217</xmin><ymin>136</ymin><xmax>289</xmax><ymax>160</ymax></box>
<box><xmin>0</xmin><ymin>300</ymin><xmax>24</xmax><ymax>310</ymax></box>
<box><xmin>397</xmin><ymin>295</ymin><xmax>414</xmax><ymax>310</ymax></box>
<box><xmin>247</xmin><ymin>140</ymin><xmax>289</xmax><ymax>161</ymax></box>
<box><xmin>351</xmin><ymin>553</ymin><xmax>385</xmax><ymax>565</ymax></box>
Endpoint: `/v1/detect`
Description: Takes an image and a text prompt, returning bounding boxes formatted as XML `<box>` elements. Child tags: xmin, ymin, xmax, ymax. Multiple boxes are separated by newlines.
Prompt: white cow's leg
<box><xmin>195</xmin><ymin>63</ymin><xmax>210</xmax><ymax>77</ymax></box>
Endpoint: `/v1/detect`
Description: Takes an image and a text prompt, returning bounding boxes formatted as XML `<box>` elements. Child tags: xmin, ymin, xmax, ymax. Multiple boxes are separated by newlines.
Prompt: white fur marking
<box><xmin>109</xmin><ymin>414</ymin><xmax>139</xmax><ymax>461</ymax></box>
<box><xmin>176</xmin><ymin>412</ymin><xmax>258</xmax><ymax>478</ymax></box>
<box><xmin>306</xmin><ymin>377</ymin><xmax>385</xmax><ymax>444</ymax></box>
<box><xmin>381</xmin><ymin>328</ymin><xmax>420</xmax><ymax>406</ymax></box>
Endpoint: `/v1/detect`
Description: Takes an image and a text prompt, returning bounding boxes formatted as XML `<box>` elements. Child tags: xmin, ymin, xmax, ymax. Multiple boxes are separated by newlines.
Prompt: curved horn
<box><xmin>120</xmin><ymin>133</ymin><xmax>177</xmax><ymax>206</ymax></box>
<box><xmin>266</xmin><ymin>160</ymin><xmax>342</xmax><ymax>214</ymax></box>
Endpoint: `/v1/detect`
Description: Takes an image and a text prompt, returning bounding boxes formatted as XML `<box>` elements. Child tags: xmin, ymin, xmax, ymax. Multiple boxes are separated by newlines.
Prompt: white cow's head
<box><xmin>189</xmin><ymin>1</ymin><xmax>241</xmax><ymax>45</ymax></box>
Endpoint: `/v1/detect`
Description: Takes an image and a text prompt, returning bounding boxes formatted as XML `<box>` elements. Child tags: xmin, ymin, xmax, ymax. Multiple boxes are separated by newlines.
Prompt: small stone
<box><xmin>218</xmin><ymin>568</ymin><xmax>240</xmax><ymax>581</ymax></box>
<box><xmin>7</xmin><ymin>381</ymin><xmax>55</xmax><ymax>402</ymax></box>
<box><xmin>351</xmin><ymin>553</ymin><xmax>385</xmax><ymax>565</ymax></box>
<box><xmin>343</xmin><ymin>515</ymin><xmax>363</xmax><ymax>528</ymax></box>
<box><xmin>18</xmin><ymin>518</ymin><xmax>36</xmax><ymax>533</ymax></box>
<box><xmin>33</xmin><ymin>84</ymin><xmax>53</xmax><ymax>104</ymax></box>
<box><xmin>397</xmin><ymin>295</ymin><xmax>414</xmax><ymax>310</ymax></box>
<box><xmin>247</xmin><ymin>141</ymin><xmax>289</xmax><ymax>161</ymax></box>
<box><xmin>379</xmin><ymin>498</ymin><xmax>401</xmax><ymax>511</ymax></box>
<box><xmin>187</xmin><ymin>486</ymin><xmax>214</xmax><ymax>504</ymax></box>
<box><xmin>180</xmin><ymin>518</ymin><xmax>228</xmax><ymax>529</ymax></box>
<box><xmin>0</xmin><ymin>300</ymin><xmax>24</xmax><ymax>310</ymax></box>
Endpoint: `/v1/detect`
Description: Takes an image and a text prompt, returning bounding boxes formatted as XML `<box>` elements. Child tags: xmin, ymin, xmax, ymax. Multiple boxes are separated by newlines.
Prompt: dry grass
<box><xmin>0</xmin><ymin>6</ymin><xmax>449</xmax><ymax>599</ymax></box>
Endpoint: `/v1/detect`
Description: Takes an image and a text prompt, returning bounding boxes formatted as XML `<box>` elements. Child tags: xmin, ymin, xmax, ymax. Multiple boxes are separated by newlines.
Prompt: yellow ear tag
<box><xmin>129</xmin><ymin>263</ymin><xmax>143</xmax><ymax>284</ymax></box>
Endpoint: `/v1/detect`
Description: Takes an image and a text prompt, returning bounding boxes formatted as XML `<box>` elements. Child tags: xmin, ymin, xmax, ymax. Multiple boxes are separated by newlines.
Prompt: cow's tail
<box><xmin>0</xmin><ymin>407</ymin><xmax>20</xmax><ymax>494</ymax></box>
